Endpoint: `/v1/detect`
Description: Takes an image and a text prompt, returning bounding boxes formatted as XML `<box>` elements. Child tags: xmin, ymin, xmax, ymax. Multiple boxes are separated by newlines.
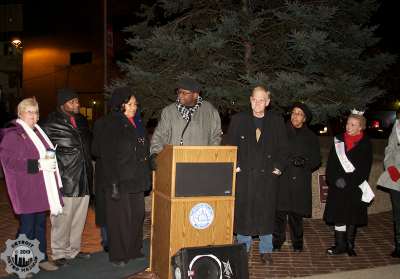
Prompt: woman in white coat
<box><xmin>378</xmin><ymin>109</ymin><xmax>400</xmax><ymax>258</ymax></box>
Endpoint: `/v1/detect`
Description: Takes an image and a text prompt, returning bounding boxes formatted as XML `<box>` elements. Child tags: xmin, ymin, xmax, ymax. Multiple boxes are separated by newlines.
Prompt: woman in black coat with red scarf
<box><xmin>92</xmin><ymin>87</ymin><xmax>151</xmax><ymax>266</ymax></box>
<box><xmin>323</xmin><ymin>112</ymin><xmax>372</xmax><ymax>256</ymax></box>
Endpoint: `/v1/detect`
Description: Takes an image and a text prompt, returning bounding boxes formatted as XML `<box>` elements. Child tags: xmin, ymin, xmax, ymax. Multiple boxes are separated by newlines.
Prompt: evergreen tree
<box><xmin>110</xmin><ymin>0</ymin><xmax>395</xmax><ymax>123</ymax></box>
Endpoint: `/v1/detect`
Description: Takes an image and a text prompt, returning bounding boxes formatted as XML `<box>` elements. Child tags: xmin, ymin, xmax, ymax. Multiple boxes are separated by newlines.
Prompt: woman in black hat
<box><xmin>273</xmin><ymin>102</ymin><xmax>321</xmax><ymax>252</ymax></box>
<box><xmin>92</xmin><ymin>87</ymin><xmax>151</xmax><ymax>266</ymax></box>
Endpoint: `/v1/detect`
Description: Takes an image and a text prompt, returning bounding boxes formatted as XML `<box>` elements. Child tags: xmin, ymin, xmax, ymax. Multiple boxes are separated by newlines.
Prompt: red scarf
<box><xmin>344</xmin><ymin>132</ymin><xmax>363</xmax><ymax>151</ymax></box>
<box><xmin>128</xmin><ymin>116</ymin><xmax>136</xmax><ymax>128</ymax></box>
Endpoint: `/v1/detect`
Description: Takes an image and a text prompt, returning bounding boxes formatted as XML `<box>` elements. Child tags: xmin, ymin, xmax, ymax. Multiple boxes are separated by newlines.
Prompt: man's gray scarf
<box><xmin>176</xmin><ymin>96</ymin><xmax>203</xmax><ymax>121</ymax></box>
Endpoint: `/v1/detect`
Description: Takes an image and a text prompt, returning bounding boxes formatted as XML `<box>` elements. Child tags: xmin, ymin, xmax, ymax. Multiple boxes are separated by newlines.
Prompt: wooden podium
<box><xmin>149</xmin><ymin>145</ymin><xmax>237</xmax><ymax>279</ymax></box>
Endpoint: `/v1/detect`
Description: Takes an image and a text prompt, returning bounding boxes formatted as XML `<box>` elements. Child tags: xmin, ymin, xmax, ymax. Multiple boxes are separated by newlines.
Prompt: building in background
<box><xmin>1</xmin><ymin>1</ymin><xmax>151</xmax><ymax>124</ymax></box>
<box><xmin>22</xmin><ymin>0</ymin><xmax>105</xmax><ymax>121</ymax></box>
<box><xmin>0</xmin><ymin>0</ymin><xmax>23</xmax><ymax>123</ymax></box>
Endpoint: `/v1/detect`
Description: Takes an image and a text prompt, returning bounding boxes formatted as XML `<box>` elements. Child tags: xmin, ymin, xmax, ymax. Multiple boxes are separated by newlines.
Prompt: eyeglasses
<box><xmin>24</xmin><ymin>110</ymin><xmax>39</xmax><ymax>115</ymax></box>
<box><xmin>177</xmin><ymin>89</ymin><xmax>194</xmax><ymax>96</ymax></box>
<box><xmin>126</xmin><ymin>102</ymin><xmax>139</xmax><ymax>107</ymax></box>
<box><xmin>250</xmin><ymin>98</ymin><xmax>267</xmax><ymax>104</ymax></box>
<box><xmin>291</xmin><ymin>111</ymin><xmax>305</xmax><ymax>116</ymax></box>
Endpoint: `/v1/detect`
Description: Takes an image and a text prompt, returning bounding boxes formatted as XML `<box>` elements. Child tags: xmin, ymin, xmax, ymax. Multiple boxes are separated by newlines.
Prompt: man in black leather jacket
<box><xmin>42</xmin><ymin>88</ymin><xmax>93</xmax><ymax>266</ymax></box>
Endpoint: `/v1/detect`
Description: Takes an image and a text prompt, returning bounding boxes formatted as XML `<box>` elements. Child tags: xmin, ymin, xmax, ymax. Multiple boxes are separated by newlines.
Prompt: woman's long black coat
<box><xmin>277</xmin><ymin>123</ymin><xmax>321</xmax><ymax>217</ymax></box>
<box><xmin>323</xmin><ymin>134</ymin><xmax>372</xmax><ymax>226</ymax></box>
<box><xmin>225</xmin><ymin>110</ymin><xmax>290</xmax><ymax>235</ymax></box>
<box><xmin>91</xmin><ymin>112</ymin><xmax>151</xmax><ymax>225</ymax></box>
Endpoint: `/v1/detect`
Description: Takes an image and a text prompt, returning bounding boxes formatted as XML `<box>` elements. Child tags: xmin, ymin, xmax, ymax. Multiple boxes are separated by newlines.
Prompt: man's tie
<box><xmin>256</xmin><ymin>128</ymin><xmax>261</xmax><ymax>142</ymax></box>
<box><xmin>70</xmin><ymin>116</ymin><xmax>77</xmax><ymax>128</ymax></box>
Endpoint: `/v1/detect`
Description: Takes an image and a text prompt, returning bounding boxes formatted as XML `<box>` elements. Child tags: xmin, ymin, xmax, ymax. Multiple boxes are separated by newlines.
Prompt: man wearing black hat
<box><xmin>150</xmin><ymin>77</ymin><xmax>222</xmax><ymax>158</ymax></box>
<box><xmin>42</xmin><ymin>88</ymin><xmax>93</xmax><ymax>266</ymax></box>
<box><xmin>273</xmin><ymin>102</ymin><xmax>321</xmax><ymax>252</ymax></box>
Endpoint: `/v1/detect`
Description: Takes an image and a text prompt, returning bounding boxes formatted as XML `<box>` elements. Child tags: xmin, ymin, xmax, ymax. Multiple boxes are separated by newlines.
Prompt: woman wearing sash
<box><xmin>0</xmin><ymin>97</ymin><xmax>63</xmax><ymax>272</ymax></box>
<box><xmin>377</xmin><ymin>109</ymin><xmax>400</xmax><ymax>258</ymax></box>
<box><xmin>323</xmin><ymin>111</ymin><xmax>372</xmax><ymax>256</ymax></box>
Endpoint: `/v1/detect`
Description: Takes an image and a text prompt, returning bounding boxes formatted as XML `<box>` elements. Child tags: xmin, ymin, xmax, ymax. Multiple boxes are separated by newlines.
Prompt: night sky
<box><xmin>23</xmin><ymin>0</ymin><xmax>103</xmax><ymax>37</ymax></box>
<box><xmin>372</xmin><ymin>0</ymin><xmax>399</xmax><ymax>53</ymax></box>
<box><xmin>21</xmin><ymin>0</ymin><xmax>399</xmax><ymax>99</ymax></box>
<box><xmin>22</xmin><ymin>0</ymin><xmax>398</xmax><ymax>51</ymax></box>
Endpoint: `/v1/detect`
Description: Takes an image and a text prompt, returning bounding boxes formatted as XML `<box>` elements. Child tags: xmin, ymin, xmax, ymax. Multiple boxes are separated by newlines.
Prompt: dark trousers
<box><xmin>18</xmin><ymin>212</ymin><xmax>47</xmax><ymax>260</ymax></box>
<box><xmin>105</xmin><ymin>190</ymin><xmax>145</xmax><ymax>262</ymax></box>
<box><xmin>390</xmin><ymin>190</ymin><xmax>400</xmax><ymax>245</ymax></box>
<box><xmin>273</xmin><ymin>210</ymin><xmax>304</xmax><ymax>249</ymax></box>
<box><xmin>391</xmin><ymin>190</ymin><xmax>400</xmax><ymax>225</ymax></box>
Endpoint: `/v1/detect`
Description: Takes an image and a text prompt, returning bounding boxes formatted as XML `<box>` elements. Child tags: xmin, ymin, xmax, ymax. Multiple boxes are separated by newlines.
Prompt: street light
<box><xmin>10</xmin><ymin>38</ymin><xmax>23</xmax><ymax>99</ymax></box>
<box><xmin>11</xmin><ymin>38</ymin><xmax>22</xmax><ymax>48</ymax></box>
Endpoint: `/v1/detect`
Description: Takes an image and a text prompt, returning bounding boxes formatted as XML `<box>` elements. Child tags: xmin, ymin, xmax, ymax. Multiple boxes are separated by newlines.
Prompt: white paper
<box><xmin>359</xmin><ymin>180</ymin><xmax>375</xmax><ymax>203</ymax></box>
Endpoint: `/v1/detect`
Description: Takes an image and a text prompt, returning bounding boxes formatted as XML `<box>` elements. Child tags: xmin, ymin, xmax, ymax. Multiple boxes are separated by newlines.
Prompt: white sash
<box><xmin>334</xmin><ymin>137</ymin><xmax>355</xmax><ymax>173</ymax></box>
<box><xmin>396</xmin><ymin>120</ymin><xmax>400</xmax><ymax>144</ymax></box>
<box><xmin>16</xmin><ymin>119</ymin><xmax>63</xmax><ymax>216</ymax></box>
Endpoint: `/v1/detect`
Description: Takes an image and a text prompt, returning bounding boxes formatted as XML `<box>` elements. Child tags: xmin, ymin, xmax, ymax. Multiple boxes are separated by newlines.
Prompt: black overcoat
<box><xmin>277</xmin><ymin>123</ymin><xmax>321</xmax><ymax>217</ymax></box>
<box><xmin>225</xmin><ymin>110</ymin><xmax>289</xmax><ymax>235</ymax></box>
<box><xmin>91</xmin><ymin>112</ymin><xmax>151</xmax><ymax>225</ymax></box>
<box><xmin>323</xmin><ymin>134</ymin><xmax>372</xmax><ymax>226</ymax></box>
<box><xmin>91</xmin><ymin>116</ymin><xmax>107</xmax><ymax>226</ymax></box>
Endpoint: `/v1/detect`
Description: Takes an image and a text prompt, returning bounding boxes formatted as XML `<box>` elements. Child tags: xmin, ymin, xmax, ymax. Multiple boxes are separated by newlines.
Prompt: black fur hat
<box><xmin>291</xmin><ymin>102</ymin><xmax>312</xmax><ymax>122</ymax></box>
<box><xmin>57</xmin><ymin>88</ymin><xmax>78</xmax><ymax>106</ymax></box>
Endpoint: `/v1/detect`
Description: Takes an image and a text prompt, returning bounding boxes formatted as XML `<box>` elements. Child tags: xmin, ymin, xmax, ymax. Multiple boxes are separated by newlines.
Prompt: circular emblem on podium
<box><xmin>189</xmin><ymin>203</ymin><xmax>214</xmax><ymax>230</ymax></box>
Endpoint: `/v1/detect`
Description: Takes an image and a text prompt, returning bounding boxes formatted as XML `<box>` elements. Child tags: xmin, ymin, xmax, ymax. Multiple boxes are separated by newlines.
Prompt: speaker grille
<box><xmin>172</xmin><ymin>244</ymin><xmax>248</xmax><ymax>279</ymax></box>
<box><xmin>175</xmin><ymin>163</ymin><xmax>233</xmax><ymax>197</ymax></box>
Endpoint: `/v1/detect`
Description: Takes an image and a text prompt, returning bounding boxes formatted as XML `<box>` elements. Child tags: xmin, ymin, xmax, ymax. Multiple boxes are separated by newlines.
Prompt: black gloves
<box><xmin>291</xmin><ymin>156</ymin><xmax>306</xmax><ymax>168</ymax></box>
<box><xmin>335</xmin><ymin>178</ymin><xmax>346</xmax><ymax>189</ymax></box>
<box><xmin>150</xmin><ymin>153</ymin><xmax>158</xmax><ymax>171</ymax></box>
<box><xmin>111</xmin><ymin>183</ymin><xmax>120</xmax><ymax>200</ymax></box>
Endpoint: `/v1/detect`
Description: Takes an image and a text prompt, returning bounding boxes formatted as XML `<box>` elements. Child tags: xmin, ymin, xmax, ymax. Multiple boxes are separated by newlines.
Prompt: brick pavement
<box><xmin>1</xmin><ymin>179</ymin><xmax>399</xmax><ymax>278</ymax></box>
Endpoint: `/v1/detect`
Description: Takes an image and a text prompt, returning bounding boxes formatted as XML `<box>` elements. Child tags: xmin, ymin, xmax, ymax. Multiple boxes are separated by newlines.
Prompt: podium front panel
<box><xmin>175</xmin><ymin>163</ymin><xmax>234</xmax><ymax>197</ymax></box>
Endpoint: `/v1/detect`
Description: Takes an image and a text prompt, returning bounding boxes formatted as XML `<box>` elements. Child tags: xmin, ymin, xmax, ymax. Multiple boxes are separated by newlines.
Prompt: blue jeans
<box><xmin>100</xmin><ymin>225</ymin><xmax>108</xmax><ymax>248</ymax></box>
<box><xmin>237</xmin><ymin>234</ymin><xmax>273</xmax><ymax>253</ymax></box>
<box><xmin>18</xmin><ymin>212</ymin><xmax>47</xmax><ymax>260</ymax></box>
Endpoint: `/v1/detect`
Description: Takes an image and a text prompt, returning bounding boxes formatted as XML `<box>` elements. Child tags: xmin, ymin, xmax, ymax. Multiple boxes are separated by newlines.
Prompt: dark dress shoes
<box><xmin>39</xmin><ymin>261</ymin><xmax>59</xmax><ymax>271</ymax></box>
<box><xmin>260</xmin><ymin>253</ymin><xmax>273</xmax><ymax>265</ymax></box>
<box><xmin>112</xmin><ymin>261</ymin><xmax>126</xmax><ymax>267</ymax></box>
<box><xmin>391</xmin><ymin>250</ymin><xmax>400</xmax><ymax>258</ymax></box>
<box><xmin>293</xmin><ymin>246</ymin><xmax>303</xmax><ymax>253</ymax></box>
<box><xmin>74</xmin><ymin>252</ymin><xmax>91</xmax><ymax>259</ymax></box>
<box><xmin>53</xmin><ymin>258</ymin><xmax>68</xmax><ymax>267</ymax></box>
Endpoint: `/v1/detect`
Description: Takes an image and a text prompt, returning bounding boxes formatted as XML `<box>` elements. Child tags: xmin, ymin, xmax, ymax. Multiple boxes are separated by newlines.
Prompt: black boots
<box><xmin>392</xmin><ymin>247</ymin><xmax>400</xmax><ymax>258</ymax></box>
<box><xmin>327</xmin><ymin>230</ymin><xmax>347</xmax><ymax>255</ymax></box>
<box><xmin>346</xmin><ymin>225</ymin><xmax>357</xmax><ymax>256</ymax></box>
<box><xmin>327</xmin><ymin>226</ymin><xmax>358</xmax><ymax>256</ymax></box>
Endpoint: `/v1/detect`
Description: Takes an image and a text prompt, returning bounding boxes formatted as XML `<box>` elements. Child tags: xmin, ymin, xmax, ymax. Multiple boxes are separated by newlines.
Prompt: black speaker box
<box><xmin>171</xmin><ymin>244</ymin><xmax>248</xmax><ymax>279</ymax></box>
<box><xmin>175</xmin><ymin>163</ymin><xmax>234</xmax><ymax>197</ymax></box>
